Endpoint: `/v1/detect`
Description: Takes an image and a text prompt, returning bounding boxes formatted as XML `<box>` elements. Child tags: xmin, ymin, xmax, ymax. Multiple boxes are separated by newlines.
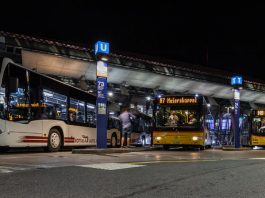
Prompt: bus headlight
<box><xmin>156</xmin><ymin>137</ymin><xmax>162</xmax><ymax>140</ymax></box>
<box><xmin>192</xmin><ymin>136</ymin><xmax>199</xmax><ymax>141</ymax></box>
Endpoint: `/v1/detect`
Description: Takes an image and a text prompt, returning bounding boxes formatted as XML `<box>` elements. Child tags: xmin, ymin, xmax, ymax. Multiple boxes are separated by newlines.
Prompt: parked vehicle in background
<box><xmin>129</xmin><ymin>108</ymin><xmax>153</xmax><ymax>146</ymax></box>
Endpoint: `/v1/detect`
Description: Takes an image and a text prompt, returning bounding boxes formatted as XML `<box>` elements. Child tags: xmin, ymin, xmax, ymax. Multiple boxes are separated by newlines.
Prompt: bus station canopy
<box><xmin>21</xmin><ymin>50</ymin><xmax>265</xmax><ymax>104</ymax></box>
<box><xmin>1</xmin><ymin>31</ymin><xmax>265</xmax><ymax>105</ymax></box>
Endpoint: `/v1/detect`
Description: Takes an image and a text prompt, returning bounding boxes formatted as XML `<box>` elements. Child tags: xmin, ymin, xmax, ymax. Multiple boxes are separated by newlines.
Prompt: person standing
<box><xmin>168</xmin><ymin>111</ymin><xmax>179</xmax><ymax>126</ymax></box>
<box><xmin>119</xmin><ymin>107</ymin><xmax>135</xmax><ymax>147</ymax></box>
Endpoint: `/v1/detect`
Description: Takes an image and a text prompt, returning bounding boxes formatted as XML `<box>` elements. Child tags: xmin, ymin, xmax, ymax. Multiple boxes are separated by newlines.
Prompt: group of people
<box><xmin>167</xmin><ymin>111</ymin><xmax>197</xmax><ymax>126</ymax></box>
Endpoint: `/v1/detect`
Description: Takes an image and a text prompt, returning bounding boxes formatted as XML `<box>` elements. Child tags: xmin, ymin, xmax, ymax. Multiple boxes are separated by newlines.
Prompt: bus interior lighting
<box><xmin>87</xmin><ymin>105</ymin><xmax>95</xmax><ymax>109</ymax></box>
<box><xmin>108</xmin><ymin>91</ymin><xmax>113</xmax><ymax>97</ymax></box>
<box><xmin>101</xmin><ymin>57</ymin><xmax>109</xmax><ymax>62</ymax></box>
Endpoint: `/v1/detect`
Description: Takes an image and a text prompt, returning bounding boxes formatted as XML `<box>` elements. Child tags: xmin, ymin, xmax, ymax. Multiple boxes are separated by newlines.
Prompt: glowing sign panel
<box><xmin>159</xmin><ymin>96</ymin><xmax>198</xmax><ymax>105</ymax></box>
<box><xmin>16</xmin><ymin>103</ymin><xmax>47</xmax><ymax>108</ymax></box>
<box><xmin>95</xmin><ymin>41</ymin><xmax>110</xmax><ymax>55</ymax></box>
<box><xmin>231</xmin><ymin>76</ymin><xmax>243</xmax><ymax>86</ymax></box>
<box><xmin>255</xmin><ymin>110</ymin><xmax>265</xmax><ymax>117</ymax></box>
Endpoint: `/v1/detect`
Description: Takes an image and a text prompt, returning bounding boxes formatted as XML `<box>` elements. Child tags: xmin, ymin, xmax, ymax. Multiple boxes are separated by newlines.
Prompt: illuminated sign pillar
<box><xmin>95</xmin><ymin>41</ymin><xmax>109</xmax><ymax>148</ymax></box>
<box><xmin>231</xmin><ymin>76</ymin><xmax>243</xmax><ymax>148</ymax></box>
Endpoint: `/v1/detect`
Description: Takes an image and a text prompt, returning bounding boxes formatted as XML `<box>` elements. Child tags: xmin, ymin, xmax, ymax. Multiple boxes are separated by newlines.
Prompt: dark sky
<box><xmin>1</xmin><ymin>1</ymin><xmax>265</xmax><ymax>79</ymax></box>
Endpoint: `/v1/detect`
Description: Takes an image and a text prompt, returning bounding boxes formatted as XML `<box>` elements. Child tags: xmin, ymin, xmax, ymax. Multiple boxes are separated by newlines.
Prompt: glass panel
<box><xmin>29</xmin><ymin>72</ymin><xmax>40</xmax><ymax>120</ymax></box>
<box><xmin>87</xmin><ymin>103</ymin><xmax>96</xmax><ymax>127</ymax></box>
<box><xmin>8</xmin><ymin>68</ymin><xmax>29</xmax><ymax>122</ymax></box>
<box><xmin>156</xmin><ymin>106</ymin><xmax>201</xmax><ymax>130</ymax></box>
<box><xmin>252</xmin><ymin>117</ymin><xmax>265</xmax><ymax>136</ymax></box>
<box><xmin>0</xmin><ymin>87</ymin><xmax>5</xmax><ymax>119</ymax></box>
<box><xmin>70</xmin><ymin>98</ymin><xmax>85</xmax><ymax>123</ymax></box>
<box><xmin>42</xmin><ymin>89</ymin><xmax>67</xmax><ymax>120</ymax></box>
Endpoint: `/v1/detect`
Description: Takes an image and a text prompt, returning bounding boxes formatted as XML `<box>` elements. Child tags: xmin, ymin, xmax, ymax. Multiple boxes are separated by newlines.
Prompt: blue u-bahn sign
<box><xmin>231</xmin><ymin>76</ymin><xmax>243</xmax><ymax>86</ymax></box>
<box><xmin>95</xmin><ymin>41</ymin><xmax>110</xmax><ymax>55</ymax></box>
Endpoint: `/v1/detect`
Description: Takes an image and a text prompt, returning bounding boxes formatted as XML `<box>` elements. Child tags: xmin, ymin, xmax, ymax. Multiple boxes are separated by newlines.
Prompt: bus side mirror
<box><xmin>9</xmin><ymin>77</ymin><xmax>19</xmax><ymax>92</ymax></box>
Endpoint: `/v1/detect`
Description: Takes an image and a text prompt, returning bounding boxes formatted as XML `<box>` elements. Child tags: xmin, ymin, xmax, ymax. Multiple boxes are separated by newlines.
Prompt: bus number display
<box><xmin>255</xmin><ymin>110</ymin><xmax>265</xmax><ymax>117</ymax></box>
<box><xmin>159</xmin><ymin>96</ymin><xmax>198</xmax><ymax>105</ymax></box>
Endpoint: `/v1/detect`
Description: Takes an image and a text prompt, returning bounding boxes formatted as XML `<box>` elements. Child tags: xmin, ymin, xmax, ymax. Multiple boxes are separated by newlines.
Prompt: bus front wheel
<box><xmin>48</xmin><ymin>128</ymin><xmax>62</xmax><ymax>152</ymax></box>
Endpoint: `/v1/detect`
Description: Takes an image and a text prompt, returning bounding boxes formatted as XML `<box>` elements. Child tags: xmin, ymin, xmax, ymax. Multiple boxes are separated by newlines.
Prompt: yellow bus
<box><xmin>251</xmin><ymin>110</ymin><xmax>265</xmax><ymax>146</ymax></box>
<box><xmin>153</xmin><ymin>95</ymin><xmax>211</xmax><ymax>150</ymax></box>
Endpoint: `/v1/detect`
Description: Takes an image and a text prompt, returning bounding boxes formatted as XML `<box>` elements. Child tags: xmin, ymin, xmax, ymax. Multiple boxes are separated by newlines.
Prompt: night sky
<box><xmin>2</xmin><ymin>1</ymin><xmax>265</xmax><ymax>80</ymax></box>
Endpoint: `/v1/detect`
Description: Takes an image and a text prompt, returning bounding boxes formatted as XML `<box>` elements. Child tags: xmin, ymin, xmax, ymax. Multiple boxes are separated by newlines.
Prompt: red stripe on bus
<box><xmin>22</xmin><ymin>140</ymin><xmax>48</xmax><ymax>143</ymax></box>
<box><xmin>64</xmin><ymin>137</ymin><xmax>75</xmax><ymax>140</ymax></box>
<box><xmin>24</xmin><ymin>136</ymin><xmax>48</xmax><ymax>139</ymax></box>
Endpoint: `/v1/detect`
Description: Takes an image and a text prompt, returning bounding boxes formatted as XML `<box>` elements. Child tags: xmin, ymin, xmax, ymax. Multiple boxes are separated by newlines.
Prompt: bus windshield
<box><xmin>156</xmin><ymin>106</ymin><xmax>201</xmax><ymax>130</ymax></box>
<box><xmin>252</xmin><ymin>117</ymin><xmax>265</xmax><ymax>136</ymax></box>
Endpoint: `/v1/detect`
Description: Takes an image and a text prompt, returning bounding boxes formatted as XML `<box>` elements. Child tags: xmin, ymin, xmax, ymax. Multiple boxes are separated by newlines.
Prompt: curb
<box><xmin>222</xmin><ymin>147</ymin><xmax>252</xmax><ymax>151</ymax></box>
<box><xmin>72</xmin><ymin>147</ymin><xmax>155</xmax><ymax>154</ymax></box>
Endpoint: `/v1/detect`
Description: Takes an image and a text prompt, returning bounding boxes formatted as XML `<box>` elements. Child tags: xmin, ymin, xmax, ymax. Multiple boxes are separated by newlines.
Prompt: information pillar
<box><xmin>95</xmin><ymin>41</ymin><xmax>109</xmax><ymax>148</ymax></box>
<box><xmin>234</xmin><ymin>89</ymin><xmax>240</xmax><ymax>148</ymax></box>
<box><xmin>231</xmin><ymin>76</ymin><xmax>243</xmax><ymax>148</ymax></box>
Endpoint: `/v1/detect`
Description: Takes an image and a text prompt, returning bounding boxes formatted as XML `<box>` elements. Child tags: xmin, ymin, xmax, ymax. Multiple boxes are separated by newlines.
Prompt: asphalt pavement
<box><xmin>0</xmin><ymin>149</ymin><xmax>265</xmax><ymax>197</ymax></box>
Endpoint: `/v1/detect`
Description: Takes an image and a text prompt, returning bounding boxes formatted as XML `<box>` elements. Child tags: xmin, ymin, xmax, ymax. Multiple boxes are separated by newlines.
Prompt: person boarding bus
<box><xmin>119</xmin><ymin>107</ymin><xmax>135</xmax><ymax>147</ymax></box>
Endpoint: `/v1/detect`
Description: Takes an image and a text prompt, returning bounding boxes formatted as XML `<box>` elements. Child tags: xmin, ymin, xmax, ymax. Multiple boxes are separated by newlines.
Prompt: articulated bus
<box><xmin>0</xmin><ymin>58</ymin><xmax>121</xmax><ymax>151</ymax></box>
<box><xmin>250</xmin><ymin>110</ymin><xmax>265</xmax><ymax>146</ymax></box>
<box><xmin>153</xmin><ymin>95</ymin><xmax>211</xmax><ymax>150</ymax></box>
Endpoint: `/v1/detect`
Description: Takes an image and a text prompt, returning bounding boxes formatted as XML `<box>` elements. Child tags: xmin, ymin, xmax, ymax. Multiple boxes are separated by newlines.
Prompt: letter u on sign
<box><xmin>95</xmin><ymin>41</ymin><xmax>110</xmax><ymax>55</ymax></box>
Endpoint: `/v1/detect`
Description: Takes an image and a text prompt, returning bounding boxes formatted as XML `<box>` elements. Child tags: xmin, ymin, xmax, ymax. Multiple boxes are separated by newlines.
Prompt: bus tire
<box><xmin>200</xmin><ymin>146</ymin><xmax>205</xmax><ymax>151</ymax></box>
<box><xmin>163</xmin><ymin>145</ymin><xmax>170</xmax><ymax>150</ymax></box>
<box><xmin>111</xmin><ymin>133</ymin><xmax>117</xmax><ymax>148</ymax></box>
<box><xmin>48</xmin><ymin>128</ymin><xmax>62</xmax><ymax>152</ymax></box>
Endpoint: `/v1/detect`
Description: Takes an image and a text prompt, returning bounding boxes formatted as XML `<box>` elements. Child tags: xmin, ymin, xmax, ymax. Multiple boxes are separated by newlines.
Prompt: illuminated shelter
<box><xmin>1</xmin><ymin>31</ymin><xmax>265</xmax><ymax>107</ymax></box>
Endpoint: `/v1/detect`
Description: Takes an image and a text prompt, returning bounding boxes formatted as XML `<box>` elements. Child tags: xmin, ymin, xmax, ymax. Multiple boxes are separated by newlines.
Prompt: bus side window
<box><xmin>107</xmin><ymin>118</ymin><xmax>112</xmax><ymax>129</ymax></box>
<box><xmin>0</xmin><ymin>86</ymin><xmax>5</xmax><ymax>119</ymax></box>
<box><xmin>8</xmin><ymin>67</ymin><xmax>29</xmax><ymax>121</ymax></box>
<box><xmin>87</xmin><ymin>103</ymin><xmax>96</xmax><ymax>128</ymax></box>
<box><xmin>115</xmin><ymin>120</ymin><xmax>120</xmax><ymax>129</ymax></box>
<box><xmin>42</xmin><ymin>89</ymin><xmax>67</xmax><ymax>121</ymax></box>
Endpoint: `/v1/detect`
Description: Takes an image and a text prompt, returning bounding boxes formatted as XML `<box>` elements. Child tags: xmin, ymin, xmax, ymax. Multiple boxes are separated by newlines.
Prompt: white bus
<box><xmin>0</xmin><ymin>58</ymin><xmax>121</xmax><ymax>151</ymax></box>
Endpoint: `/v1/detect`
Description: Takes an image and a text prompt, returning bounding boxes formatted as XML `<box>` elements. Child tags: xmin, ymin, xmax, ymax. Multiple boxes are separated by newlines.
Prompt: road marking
<box><xmin>129</xmin><ymin>159</ymin><xmax>218</xmax><ymax>165</ymax></box>
<box><xmin>0</xmin><ymin>166</ymin><xmax>29</xmax><ymax>174</ymax></box>
<box><xmin>77</xmin><ymin>163</ymin><xmax>145</xmax><ymax>170</ymax></box>
<box><xmin>249</xmin><ymin>158</ymin><xmax>265</xmax><ymax>160</ymax></box>
<box><xmin>0</xmin><ymin>169</ymin><xmax>13</xmax><ymax>173</ymax></box>
<box><xmin>0</xmin><ymin>164</ymin><xmax>56</xmax><ymax>174</ymax></box>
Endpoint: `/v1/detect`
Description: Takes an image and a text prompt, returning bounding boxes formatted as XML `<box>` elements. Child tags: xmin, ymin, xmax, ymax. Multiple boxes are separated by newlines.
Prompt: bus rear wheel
<box><xmin>200</xmin><ymin>146</ymin><xmax>205</xmax><ymax>151</ymax></box>
<box><xmin>48</xmin><ymin>128</ymin><xmax>62</xmax><ymax>152</ymax></box>
<box><xmin>111</xmin><ymin>133</ymin><xmax>117</xmax><ymax>148</ymax></box>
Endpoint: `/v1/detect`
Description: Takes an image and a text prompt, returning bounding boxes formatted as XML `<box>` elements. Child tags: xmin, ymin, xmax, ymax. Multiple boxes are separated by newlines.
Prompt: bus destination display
<box><xmin>254</xmin><ymin>110</ymin><xmax>265</xmax><ymax>117</ymax></box>
<box><xmin>159</xmin><ymin>96</ymin><xmax>198</xmax><ymax>105</ymax></box>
